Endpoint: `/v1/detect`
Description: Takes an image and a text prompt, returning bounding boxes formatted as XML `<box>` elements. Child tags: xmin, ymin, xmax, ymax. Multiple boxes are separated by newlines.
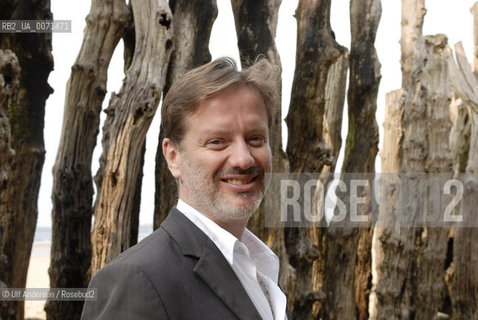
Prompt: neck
<box><xmin>211</xmin><ymin>218</ymin><xmax>248</xmax><ymax>240</ymax></box>
<box><xmin>178</xmin><ymin>197</ymin><xmax>249</xmax><ymax>239</ymax></box>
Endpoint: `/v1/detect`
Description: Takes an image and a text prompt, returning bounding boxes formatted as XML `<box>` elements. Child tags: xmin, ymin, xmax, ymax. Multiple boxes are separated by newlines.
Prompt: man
<box><xmin>81</xmin><ymin>57</ymin><xmax>287</xmax><ymax>319</ymax></box>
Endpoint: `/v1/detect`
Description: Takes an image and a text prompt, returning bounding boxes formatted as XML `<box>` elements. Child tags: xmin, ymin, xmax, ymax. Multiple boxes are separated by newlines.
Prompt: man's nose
<box><xmin>228</xmin><ymin>140</ymin><xmax>255</xmax><ymax>169</ymax></box>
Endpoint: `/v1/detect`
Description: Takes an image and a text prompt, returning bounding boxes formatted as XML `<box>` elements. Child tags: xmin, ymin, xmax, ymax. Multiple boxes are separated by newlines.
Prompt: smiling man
<box><xmin>81</xmin><ymin>58</ymin><xmax>288</xmax><ymax>320</ymax></box>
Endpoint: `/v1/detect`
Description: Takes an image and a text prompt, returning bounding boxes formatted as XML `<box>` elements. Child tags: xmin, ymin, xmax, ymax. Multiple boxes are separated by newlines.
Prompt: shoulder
<box><xmin>100</xmin><ymin>225</ymin><xmax>185</xmax><ymax>280</ymax></box>
<box><xmin>88</xmin><ymin>209</ymin><xmax>208</xmax><ymax>292</ymax></box>
<box><xmin>81</xmin><ymin>227</ymin><xmax>182</xmax><ymax>320</ymax></box>
<box><xmin>81</xmin><ymin>234</ymin><xmax>171</xmax><ymax>319</ymax></box>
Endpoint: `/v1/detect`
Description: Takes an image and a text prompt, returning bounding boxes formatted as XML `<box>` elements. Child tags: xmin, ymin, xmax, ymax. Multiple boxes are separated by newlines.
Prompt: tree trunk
<box><xmin>47</xmin><ymin>1</ymin><xmax>128</xmax><ymax>318</ymax></box>
<box><xmin>413</xmin><ymin>35</ymin><xmax>453</xmax><ymax>320</ymax></box>
<box><xmin>0</xmin><ymin>50</ymin><xmax>19</xmax><ymax>196</ymax></box>
<box><xmin>231</xmin><ymin>0</ymin><xmax>281</xmax><ymax>66</ymax></box>
<box><xmin>311</xmin><ymin>46</ymin><xmax>348</xmax><ymax>320</ymax></box>
<box><xmin>342</xmin><ymin>0</ymin><xmax>381</xmax><ymax>174</ymax></box>
<box><xmin>447</xmin><ymin>41</ymin><xmax>478</xmax><ymax>320</ymax></box>
<box><xmin>400</xmin><ymin>0</ymin><xmax>425</xmax><ymax>88</ymax></box>
<box><xmin>0</xmin><ymin>1</ymin><xmax>17</xmax><ymax>20</ymax></box>
<box><xmin>285</xmin><ymin>0</ymin><xmax>345</xmax><ymax>176</ymax></box>
<box><xmin>124</xmin><ymin>4</ymin><xmax>142</xmax><ymax>246</ymax></box>
<box><xmin>0</xmin><ymin>49</ymin><xmax>20</xmax><ymax>318</ymax></box>
<box><xmin>321</xmin><ymin>53</ymin><xmax>348</xmax><ymax>175</ymax></box>
<box><xmin>369</xmin><ymin>89</ymin><xmax>403</xmax><ymax>319</ymax></box>
<box><xmin>93</xmin><ymin>3</ymin><xmax>144</xmax><ymax>247</ymax></box>
<box><xmin>449</xmin><ymin>96</ymin><xmax>471</xmax><ymax>174</ymax></box>
<box><xmin>321</xmin><ymin>1</ymin><xmax>381</xmax><ymax>319</ymax></box>
<box><xmin>0</xmin><ymin>1</ymin><xmax>53</xmax><ymax>319</ymax></box>
<box><xmin>370</xmin><ymin>34</ymin><xmax>453</xmax><ymax>320</ymax></box>
<box><xmin>285</xmin><ymin>0</ymin><xmax>346</xmax><ymax>318</ymax></box>
<box><xmin>90</xmin><ymin>0</ymin><xmax>173</xmax><ymax>273</ymax></box>
<box><xmin>153</xmin><ymin>0</ymin><xmax>218</xmax><ymax>229</ymax></box>
<box><xmin>369</xmin><ymin>1</ymin><xmax>426</xmax><ymax>317</ymax></box>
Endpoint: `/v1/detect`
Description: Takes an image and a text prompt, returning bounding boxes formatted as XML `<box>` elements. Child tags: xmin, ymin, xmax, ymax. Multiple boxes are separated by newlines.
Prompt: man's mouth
<box><xmin>224</xmin><ymin>177</ymin><xmax>255</xmax><ymax>185</ymax></box>
<box><xmin>218</xmin><ymin>167</ymin><xmax>264</xmax><ymax>191</ymax></box>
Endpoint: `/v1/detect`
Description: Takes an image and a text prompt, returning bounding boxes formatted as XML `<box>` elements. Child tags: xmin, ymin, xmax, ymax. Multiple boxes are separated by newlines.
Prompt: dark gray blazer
<box><xmin>81</xmin><ymin>208</ymin><xmax>263</xmax><ymax>320</ymax></box>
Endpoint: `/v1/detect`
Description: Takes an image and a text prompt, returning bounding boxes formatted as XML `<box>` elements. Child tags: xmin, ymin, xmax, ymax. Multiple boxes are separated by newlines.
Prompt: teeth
<box><xmin>227</xmin><ymin>178</ymin><xmax>251</xmax><ymax>185</ymax></box>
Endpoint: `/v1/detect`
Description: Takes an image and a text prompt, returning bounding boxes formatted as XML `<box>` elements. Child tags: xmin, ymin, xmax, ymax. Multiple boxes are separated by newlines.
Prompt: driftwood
<box><xmin>449</xmin><ymin>96</ymin><xmax>471</xmax><ymax>174</ymax></box>
<box><xmin>0</xmin><ymin>1</ymin><xmax>53</xmax><ymax>319</ymax></box>
<box><xmin>0</xmin><ymin>50</ymin><xmax>18</xmax><ymax>188</ymax></box>
<box><xmin>321</xmin><ymin>52</ymin><xmax>348</xmax><ymax>175</ymax></box>
<box><xmin>447</xmin><ymin>41</ymin><xmax>478</xmax><ymax>319</ymax></box>
<box><xmin>284</xmin><ymin>0</ymin><xmax>347</xmax><ymax>318</ymax></box>
<box><xmin>0</xmin><ymin>49</ymin><xmax>20</xmax><ymax>316</ymax></box>
<box><xmin>48</xmin><ymin>0</ymin><xmax>128</xmax><ymax>317</ymax></box>
<box><xmin>321</xmin><ymin>1</ymin><xmax>381</xmax><ymax>319</ymax></box>
<box><xmin>371</xmin><ymin>34</ymin><xmax>453</xmax><ymax>320</ymax></box>
<box><xmin>400</xmin><ymin>0</ymin><xmax>425</xmax><ymax>88</ymax></box>
<box><xmin>90</xmin><ymin>0</ymin><xmax>173</xmax><ymax>273</ymax></box>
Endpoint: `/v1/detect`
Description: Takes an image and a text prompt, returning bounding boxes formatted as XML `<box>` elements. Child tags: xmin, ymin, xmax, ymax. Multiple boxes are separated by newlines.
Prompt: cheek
<box><xmin>191</xmin><ymin>154</ymin><xmax>226</xmax><ymax>178</ymax></box>
<box><xmin>202</xmin><ymin>152</ymin><xmax>229</xmax><ymax>167</ymax></box>
<box><xmin>255</xmin><ymin>149</ymin><xmax>272</xmax><ymax>170</ymax></box>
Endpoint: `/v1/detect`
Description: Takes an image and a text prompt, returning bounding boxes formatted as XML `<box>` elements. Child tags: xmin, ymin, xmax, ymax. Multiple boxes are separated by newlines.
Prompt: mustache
<box><xmin>217</xmin><ymin>166</ymin><xmax>264</xmax><ymax>176</ymax></box>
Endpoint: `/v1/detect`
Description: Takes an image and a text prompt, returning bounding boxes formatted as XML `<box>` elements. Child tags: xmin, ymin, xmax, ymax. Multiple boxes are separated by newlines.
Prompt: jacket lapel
<box><xmin>193</xmin><ymin>241</ymin><xmax>263</xmax><ymax>320</ymax></box>
<box><xmin>161</xmin><ymin>208</ymin><xmax>262</xmax><ymax>320</ymax></box>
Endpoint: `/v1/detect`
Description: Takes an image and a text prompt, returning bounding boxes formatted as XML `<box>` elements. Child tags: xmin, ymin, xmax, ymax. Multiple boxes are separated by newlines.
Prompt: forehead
<box><xmin>184</xmin><ymin>85</ymin><xmax>269</xmax><ymax>129</ymax></box>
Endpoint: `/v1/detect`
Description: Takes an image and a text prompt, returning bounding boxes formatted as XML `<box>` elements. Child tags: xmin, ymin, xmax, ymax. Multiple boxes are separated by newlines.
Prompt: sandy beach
<box><xmin>25</xmin><ymin>243</ymin><xmax>50</xmax><ymax>320</ymax></box>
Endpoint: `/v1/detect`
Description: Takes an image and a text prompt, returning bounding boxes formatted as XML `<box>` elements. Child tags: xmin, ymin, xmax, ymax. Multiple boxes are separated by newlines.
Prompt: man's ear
<box><xmin>162</xmin><ymin>138</ymin><xmax>181</xmax><ymax>178</ymax></box>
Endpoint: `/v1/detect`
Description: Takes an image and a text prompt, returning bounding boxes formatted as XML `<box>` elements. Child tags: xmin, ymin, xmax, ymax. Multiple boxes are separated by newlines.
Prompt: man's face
<box><xmin>164</xmin><ymin>85</ymin><xmax>272</xmax><ymax>224</ymax></box>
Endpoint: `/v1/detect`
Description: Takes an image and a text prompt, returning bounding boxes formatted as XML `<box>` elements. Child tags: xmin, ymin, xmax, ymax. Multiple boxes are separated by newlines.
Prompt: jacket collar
<box><xmin>161</xmin><ymin>208</ymin><xmax>263</xmax><ymax>320</ymax></box>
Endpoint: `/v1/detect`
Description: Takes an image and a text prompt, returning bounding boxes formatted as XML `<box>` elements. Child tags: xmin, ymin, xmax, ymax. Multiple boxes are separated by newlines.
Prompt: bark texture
<box><xmin>400</xmin><ymin>0</ymin><xmax>425</xmax><ymax>88</ymax></box>
<box><xmin>320</xmin><ymin>1</ymin><xmax>381</xmax><ymax>319</ymax></box>
<box><xmin>310</xmin><ymin>47</ymin><xmax>349</xmax><ymax>320</ymax></box>
<box><xmin>342</xmin><ymin>0</ymin><xmax>381</xmax><ymax>174</ymax></box>
<box><xmin>321</xmin><ymin>53</ymin><xmax>348</xmax><ymax>175</ymax></box>
<box><xmin>449</xmin><ymin>96</ymin><xmax>471</xmax><ymax>174</ymax></box>
<box><xmin>0</xmin><ymin>49</ymin><xmax>20</xmax><ymax>317</ymax></box>
<box><xmin>231</xmin><ymin>0</ymin><xmax>280</xmax><ymax>66</ymax></box>
<box><xmin>369</xmin><ymin>2</ymin><xmax>425</xmax><ymax>317</ymax></box>
<box><xmin>154</xmin><ymin>0</ymin><xmax>218</xmax><ymax>229</ymax></box>
<box><xmin>0</xmin><ymin>50</ymin><xmax>18</xmax><ymax>192</ymax></box>
<box><xmin>413</xmin><ymin>36</ymin><xmax>453</xmax><ymax>320</ymax></box>
<box><xmin>0</xmin><ymin>1</ymin><xmax>17</xmax><ymax>20</ymax></box>
<box><xmin>0</xmin><ymin>1</ymin><xmax>53</xmax><ymax>319</ymax></box>
<box><xmin>285</xmin><ymin>0</ymin><xmax>346</xmax><ymax>318</ymax></box>
<box><xmin>447</xmin><ymin>41</ymin><xmax>478</xmax><ymax>320</ymax></box>
<box><xmin>47</xmin><ymin>1</ymin><xmax>128</xmax><ymax>318</ymax></box>
<box><xmin>121</xmin><ymin>1</ymin><xmax>142</xmax><ymax>247</ymax></box>
<box><xmin>91</xmin><ymin>0</ymin><xmax>173</xmax><ymax>273</ymax></box>
<box><xmin>370</xmin><ymin>34</ymin><xmax>453</xmax><ymax>320</ymax></box>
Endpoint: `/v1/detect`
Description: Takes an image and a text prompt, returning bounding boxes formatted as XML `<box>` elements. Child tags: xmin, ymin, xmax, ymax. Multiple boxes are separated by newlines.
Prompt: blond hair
<box><xmin>161</xmin><ymin>57</ymin><xmax>280</xmax><ymax>144</ymax></box>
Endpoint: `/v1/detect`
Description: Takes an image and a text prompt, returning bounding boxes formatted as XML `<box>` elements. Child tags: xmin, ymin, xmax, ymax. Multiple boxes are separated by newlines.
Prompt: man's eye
<box><xmin>206</xmin><ymin>139</ymin><xmax>226</xmax><ymax>148</ymax></box>
<box><xmin>249</xmin><ymin>136</ymin><xmax>266</xmax><ymax>146</ymax></box>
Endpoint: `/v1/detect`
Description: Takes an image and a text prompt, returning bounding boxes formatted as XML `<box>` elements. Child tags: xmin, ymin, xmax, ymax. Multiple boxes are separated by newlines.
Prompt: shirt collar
<box><xmin>176</xmin><ymin>199</ymin><xmax>280</xmax><ymax>283</ymax></box>
<box><xmin>177</xmin><ymin>199</ymin><xmax>237</xmax><ymax>265</ymax></box>
<box><xmin>241</xmin><ymin>229</ymin><xmax>280</xmax><ymax>283</ymax></box>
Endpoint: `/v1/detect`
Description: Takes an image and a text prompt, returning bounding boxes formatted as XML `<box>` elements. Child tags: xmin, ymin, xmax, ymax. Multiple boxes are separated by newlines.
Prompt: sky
<box><xmin>37</xmin><ymin>0</ymin><xmax>475</xmax><ymax>227</ymax></box>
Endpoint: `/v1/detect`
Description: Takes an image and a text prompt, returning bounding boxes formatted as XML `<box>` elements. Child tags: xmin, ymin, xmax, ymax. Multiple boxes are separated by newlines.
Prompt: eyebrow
<box><xmin>200</xmin><ymin>125</ymin><xmax>268</xmax><ymax>137</ymax></box>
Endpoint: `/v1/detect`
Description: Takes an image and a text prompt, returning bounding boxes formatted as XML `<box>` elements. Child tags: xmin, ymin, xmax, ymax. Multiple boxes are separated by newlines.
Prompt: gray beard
<box><xmin>180</xmin><ymin>156</ymin><xmax>267</xmax><ymax>223</ymax></box>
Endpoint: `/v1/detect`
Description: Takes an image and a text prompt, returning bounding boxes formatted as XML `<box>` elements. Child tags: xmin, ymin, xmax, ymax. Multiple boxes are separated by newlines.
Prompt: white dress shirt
<box><xmin>177</xmin><ymin>199</ymin><xmax>287</xmax><ymax>320</ymax></box>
